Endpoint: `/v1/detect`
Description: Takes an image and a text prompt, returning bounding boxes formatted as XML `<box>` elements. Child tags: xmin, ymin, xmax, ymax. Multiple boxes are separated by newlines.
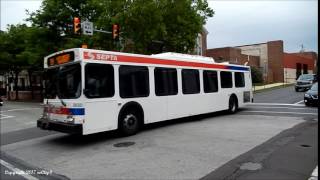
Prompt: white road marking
<box><xmin>1</xmin><ymin>108</ymin><xmax>41</xmax><ymax>112</ymax></box>
<box><xmin>294</xmin><ymin>100</ymin><xmax>305</xmax><ymax>104</ymax></box>
<box><xmin>249</xmin><ymin>103</ymin><xmax>305</xmax><ymax>107</ymax></box>
<box><xmin>0</xmin><ymin>114</ymin><xmax>15</xmax><ymax>119</ymax></box>
<box><xmin>311</xmin><ymin>166</ymin><xmax>318</xmax><ymax>177</ymax></box>
<box><xmin>308</xmin><ymin>166</ymin><xmax>318</xmax><ymax>180</ymax></box>
<box><xmin>0</xmin><ymin>159</ymin><xmax>39</xmax><ymax>180</ymax></box>
<box><xmin>244</xmin><ymin>110</ymin><xmax>317</xmax><ymax>115</ymax></box>
<box><xmin>249</xmin><ymin>106</ymin><xmax>312</xmax><ymax>110</ymax></box>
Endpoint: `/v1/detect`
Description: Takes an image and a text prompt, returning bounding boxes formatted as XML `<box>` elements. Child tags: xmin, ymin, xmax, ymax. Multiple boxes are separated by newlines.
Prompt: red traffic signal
<box><xmin>73</xmin><ymin>17</ymin><xmax>81</xmax><ymax>35</ymax></box>
<box><xmin>112</xmin><ymin>24</ymin><xmax>120</xmax><ymax>40</ymax></box>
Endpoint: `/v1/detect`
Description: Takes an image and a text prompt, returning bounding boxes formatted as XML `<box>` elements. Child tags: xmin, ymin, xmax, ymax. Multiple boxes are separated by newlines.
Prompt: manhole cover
<box><xmin>240</xmin><ymin>162</ymin><xmax>262</xmax><ymax>171</ymax></box>
<box><xmin>113</xmin><ymin>141</ymin><xmax>135</xmax><ymax>148</ymax></box>
<box><xmin>300</xmin><ymin>144</ymin><xmax>311</xmax><ymax>148</ymax></box>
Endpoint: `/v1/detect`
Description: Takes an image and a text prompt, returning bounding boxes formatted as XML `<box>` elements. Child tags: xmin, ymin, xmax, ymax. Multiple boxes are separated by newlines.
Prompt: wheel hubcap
<box><xmin>123</xmin><ymin>114</ymin><xmax>137</xmax><ymax>129</ymax></box>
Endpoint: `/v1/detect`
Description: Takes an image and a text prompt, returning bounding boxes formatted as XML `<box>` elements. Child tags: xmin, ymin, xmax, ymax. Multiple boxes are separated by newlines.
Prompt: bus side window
<box><xmin>203</xmin><ymin>70</ymin><xmax>218</xmax><ymax>93</ymax></box>
<box><xmin>182</xmin><ymin>69</ymin><xmax>200</xmax><ymax>94</ymax></box>
<box><xmin>235</xmin><ymin>72</ymin><xmax>245</xmax><ymax>88</ymax></box>
<box><xmin>85</xmin><ymin>64</ymin><xmax>114</xmax><ymax>98</ymax></box>
<box><xmin>119</xmin><ymin>65</ymin><xmax>149</xmax><ymax>98</ymax></box>
<box><xmin>154</xmin><ymin>67</ymin><xmax>178</xmax><ymax>96</ymax></box>
<box><xmin>220</xmin><ymin>71</ymin><xmax>232</xmax><ymax>88</ymax></box>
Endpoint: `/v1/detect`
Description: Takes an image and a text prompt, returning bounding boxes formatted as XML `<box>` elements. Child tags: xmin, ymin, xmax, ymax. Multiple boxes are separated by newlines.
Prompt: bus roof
<box><xmin>151</xmin><ymin>52</ymin><xmax>215</xmax><ymax>63</ymax></box>
<box><xmin>44</xmin><ymin>48</ymin><xmax>250</xmax><ymax>71</ymax></box>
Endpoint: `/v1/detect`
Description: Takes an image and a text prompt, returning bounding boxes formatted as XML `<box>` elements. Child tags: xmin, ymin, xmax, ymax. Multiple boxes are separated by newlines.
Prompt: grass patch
<box><xmin>253</xmin><ymin>83</ymin><xmax>265</xmax><ymax>86</ymax></box>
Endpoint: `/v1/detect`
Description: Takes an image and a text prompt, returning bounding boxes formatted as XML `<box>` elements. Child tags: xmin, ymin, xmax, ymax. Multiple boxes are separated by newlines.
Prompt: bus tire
<box><xmin>228</xmin><ymin>95</ymin><xmax>238</xmax><ymax>114</ymax></box>
<box><xmin>118</xmin><ymin>107</ymin><xmax>142</xmax><ymax>136</ymax></box>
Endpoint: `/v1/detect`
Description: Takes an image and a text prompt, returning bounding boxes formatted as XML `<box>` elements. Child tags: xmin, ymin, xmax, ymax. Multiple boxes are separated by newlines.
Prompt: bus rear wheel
<box><xmin>228</xmin><ymin>95</ymin><xmax>238</xmax><ymax>114</ymax></box>
<box><xmin>118</xmin><ymin>109</ymin><xmax>140</xmax><ymax>136</ymax></box>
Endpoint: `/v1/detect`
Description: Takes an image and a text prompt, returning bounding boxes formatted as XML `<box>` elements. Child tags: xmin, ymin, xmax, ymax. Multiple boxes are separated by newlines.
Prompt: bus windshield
<box><xmin>44</xmin><ymin>63</ymin><xmax>81</xmax><ymax>99</ymax></box>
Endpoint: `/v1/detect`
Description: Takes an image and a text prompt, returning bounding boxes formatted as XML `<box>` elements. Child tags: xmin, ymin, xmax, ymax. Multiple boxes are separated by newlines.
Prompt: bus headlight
<box><xmin>66</xmin><ymin>115</ymin><xmax>75</xmax><ymax>123</ymax></box>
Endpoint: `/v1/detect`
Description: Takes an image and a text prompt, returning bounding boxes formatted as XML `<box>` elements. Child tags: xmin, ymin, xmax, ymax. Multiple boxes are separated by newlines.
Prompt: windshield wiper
<box><xmin>59</xmin><ymin>98</ymin><xmax>67</xmax><ymax>107</ymax></box>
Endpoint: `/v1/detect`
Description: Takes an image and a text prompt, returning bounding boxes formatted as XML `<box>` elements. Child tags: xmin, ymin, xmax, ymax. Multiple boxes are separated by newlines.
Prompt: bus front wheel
<box><xmin>228</xmin><ymin>95</ymin><xmax>238</xmax><ymax>114</ymax></box>
<box><xmin>118</xmin><ymin>109</ymin><xmax>141</xmax><ymax>136</ymax></box>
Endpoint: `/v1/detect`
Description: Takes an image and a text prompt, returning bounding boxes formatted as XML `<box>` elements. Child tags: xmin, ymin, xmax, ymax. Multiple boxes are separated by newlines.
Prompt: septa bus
<box><xmin>37</xmin><ymin>48</ymin><xmax>253</xmax><ymax>135</ymax></box>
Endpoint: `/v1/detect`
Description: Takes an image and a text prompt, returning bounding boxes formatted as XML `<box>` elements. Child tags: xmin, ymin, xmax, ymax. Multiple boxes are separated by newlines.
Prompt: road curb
<box><xmin>200</xmin><ymin>121</ymin><xmax>318</xmax><ymax>180</ymax></box>
<box><xmin>0</xmin><ymin>150</ymin><xmax>70</xmax><ymax>180</ymax></box>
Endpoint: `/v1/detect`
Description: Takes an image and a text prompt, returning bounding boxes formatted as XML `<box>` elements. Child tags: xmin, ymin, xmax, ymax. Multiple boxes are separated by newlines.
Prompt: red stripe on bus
<box><xmin>83</xmin><ymin>51</ymin><xmax>228</xmax><ymax>70</ymax></box>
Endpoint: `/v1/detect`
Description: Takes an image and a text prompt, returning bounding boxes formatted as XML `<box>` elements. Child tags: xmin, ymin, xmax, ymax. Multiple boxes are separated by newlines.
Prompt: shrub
<box><xmin>251</xmin><ymin>66</ymin><xmax>263</xmax><ymax>84</ymax></box>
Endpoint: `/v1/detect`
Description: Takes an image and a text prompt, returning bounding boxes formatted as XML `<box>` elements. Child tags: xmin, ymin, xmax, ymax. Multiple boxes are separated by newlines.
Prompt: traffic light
<box><xmin>112</xmin><ymin>24</ymin><xmax>120</xmax><ymax>40</ymax></box>
<box><xmin>81</xmin><ymin>44</ymin><xmax>88</xmax><ymax>48</ymax></box>
<box><xmin>73</xmin><ymin>17</ymin><xmax>81</xmax><ymax>35</ymax></box>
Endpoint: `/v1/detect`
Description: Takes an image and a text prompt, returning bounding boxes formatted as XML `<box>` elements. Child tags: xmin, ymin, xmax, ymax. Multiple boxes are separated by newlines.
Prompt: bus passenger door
<box><xmin>84</xmin><ymin>100</ymin><xmax>118</xmax><ymax>134</ymax></box>
<box><xmin>82</xmin><ymin>63</ymin><xmax>118</xmax><ymax>134</ymax></box>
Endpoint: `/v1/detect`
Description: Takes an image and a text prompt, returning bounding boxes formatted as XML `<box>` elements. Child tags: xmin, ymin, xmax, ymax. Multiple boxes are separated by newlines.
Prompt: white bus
<box><xmin>37</xmin><ymin>48</ymin><xmax>253</xmax><ymax>135</ymax></box>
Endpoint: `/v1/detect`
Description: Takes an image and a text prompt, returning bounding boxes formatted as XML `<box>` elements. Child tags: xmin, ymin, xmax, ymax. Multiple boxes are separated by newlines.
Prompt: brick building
<box><xmin>206</xmin><ymin>47</ymin><xmax>260</xmax><ymax>67</ymax></box>
<box><xmin>290</xmin><ymin>51</ymin><xmax>318</xmax><ymax>74</ymax></box>
<box><xmin>206</xmin><ymin>40</ymin><xmax>317</xmax><ymax>83</ymax></box>
<box><xmin>283</xmin><ymin>52</ymin><xmax>317</xmax><ymax>83</ymax></box>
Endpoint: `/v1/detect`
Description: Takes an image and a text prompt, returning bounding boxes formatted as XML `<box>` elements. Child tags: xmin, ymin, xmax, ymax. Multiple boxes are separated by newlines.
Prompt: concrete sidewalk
<box><xmin>201</xmin><ymin>121</ymin><xmax>318</xmax><ymax>180</ymax></box>
<box><xmin>253</xmin><ymin>83</ymin><xmax>293</xmax><ymax>91</ymax></box>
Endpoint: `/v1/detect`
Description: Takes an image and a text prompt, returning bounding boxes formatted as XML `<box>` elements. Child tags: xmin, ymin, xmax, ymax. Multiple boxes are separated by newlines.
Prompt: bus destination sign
<box><xmin>48</xmin><ymin>52</ymin><xmax>75</xmax><ymax>66</ymax></box>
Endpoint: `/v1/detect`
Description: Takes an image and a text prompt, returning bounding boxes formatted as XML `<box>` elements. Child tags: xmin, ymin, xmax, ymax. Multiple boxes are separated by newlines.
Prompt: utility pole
<box><xmin>300</xmin><ymin>44</ymin><xmax>305</xmax><ymax>52</ymax></box>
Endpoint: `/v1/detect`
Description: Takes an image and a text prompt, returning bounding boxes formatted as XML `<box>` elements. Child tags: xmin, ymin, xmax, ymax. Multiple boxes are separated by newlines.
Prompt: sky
<box><xmin>205</xmin><ymin>0</ymin><xmax>318</xmax><ymax>53</ymax></box>
<box><xmin>0</xmin><ymin>0</ymin><xmax>318</xmax><ymax>53</ymax></box>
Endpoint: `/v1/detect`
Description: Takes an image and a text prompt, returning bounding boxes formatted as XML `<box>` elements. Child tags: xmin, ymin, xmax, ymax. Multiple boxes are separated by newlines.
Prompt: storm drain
<box><xmin>113</xmin><ymin>141</ymin><xmax>135</xmax><ymax>148</ymax></box>
<box><xmin>240</xmin><ymin>162</ymin><xmax>262</xmax><ymax>171</ymax></box>
<box><xmin>300</xmin><ymin>144</ymin><xmax>312</xmax><ymax>148</ymax></box>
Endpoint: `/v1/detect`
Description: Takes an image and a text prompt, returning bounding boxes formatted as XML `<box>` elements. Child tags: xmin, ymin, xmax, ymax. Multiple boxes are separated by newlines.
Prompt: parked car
<box><xmin>295</xmin><ymin>74</ymin><xmax>317</xmax><ymax>92</ymax></box>
<box><xmin>304</xmin><ymin>82</ymin><xmax>318</xmax><ymax>106</ymax></box>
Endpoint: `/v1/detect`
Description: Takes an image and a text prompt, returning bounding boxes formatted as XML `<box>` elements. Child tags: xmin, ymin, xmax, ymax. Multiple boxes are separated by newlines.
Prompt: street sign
<box><xmin>82</xmin><ymin>21</ymin><xmax>93</xmax><ymax>35</ymax></box>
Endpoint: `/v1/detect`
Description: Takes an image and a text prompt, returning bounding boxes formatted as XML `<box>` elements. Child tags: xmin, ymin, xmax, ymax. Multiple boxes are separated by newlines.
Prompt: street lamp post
<box><xmin>264</xmin><ymin>60</ymin><xmax>267</xmax><ymax>89</ymax></box>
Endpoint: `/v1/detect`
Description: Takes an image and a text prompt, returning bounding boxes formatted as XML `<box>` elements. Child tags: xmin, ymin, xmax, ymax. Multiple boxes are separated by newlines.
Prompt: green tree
<box><xmin>251</xmin><ymin>66</ymin><xmax>263</xmax><ymax>84</ymax></box>
<box><xmin>27</xmin><ymin>0</ymin><xmax>214</xmax><ymax>54</ymax></box>
<box><xmin>0</xmin><ymin>24</ymin><xmax>29</xmax><ymax>100</ymax></box>
<box><xmin>0</xmin><ymin>24</ymin><xmax>52</xmax><ymax>100</ymax></box>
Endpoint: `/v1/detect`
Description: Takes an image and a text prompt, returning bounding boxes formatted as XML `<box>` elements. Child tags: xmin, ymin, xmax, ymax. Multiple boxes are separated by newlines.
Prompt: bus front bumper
<box><xmin>37</xmin><ymin>118</ymin><xmax>83</xmax><ymax>134</ymax></box>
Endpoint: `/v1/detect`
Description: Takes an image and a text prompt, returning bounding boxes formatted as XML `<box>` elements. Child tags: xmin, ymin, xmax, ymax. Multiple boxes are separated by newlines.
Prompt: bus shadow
<box><xmin>48</xmin><ymin>130</ymin><xmax>121</xmax><ymax>147</ymax></box>
<box><xmin>48</xmin><ymin>110</ymin><xmax>234</xmax><ymax>147</ymax></box>
<box><xmin>143</xmin><ymin>110</ymin><xmax>231</xmax><ymax>131</ymax></box>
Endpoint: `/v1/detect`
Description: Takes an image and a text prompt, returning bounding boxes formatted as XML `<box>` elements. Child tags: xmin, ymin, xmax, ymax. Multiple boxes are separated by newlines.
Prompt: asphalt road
<box><xmin>0</xmin><ymin>85</ymin><xmax>317</xmax><ymax>180</ymax></box>
<box><xmin>253</xmin><ymin>85</ymin><xmax>306</xmax><ymax>104</ymax></box>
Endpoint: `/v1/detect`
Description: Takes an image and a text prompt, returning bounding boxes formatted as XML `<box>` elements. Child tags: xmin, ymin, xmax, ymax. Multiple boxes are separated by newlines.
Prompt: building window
<box><xmin>119</xmin><ymin>65</ymin><xmax>149</xmax><ymax>98</ymax></box>
<box><xmin>182</xmin><ymin>69</ymin><xmax>200</xmax><ymax>94</ymax></box>
<box><xmin>220</xmin><ymin>71</ymin><xmax>233</xmax><ymax>88</ymax></box>
<box><xmin>303</xmin><ymin>64</ymin><xmax>308</xmax><ymax>74</ymax></box>
<box><xmin>154</xmin><ymin>67</ymin><xmax>178</xmax><ymax>96</ymax></box>
<box><xmin>203</xmin><ymin>70</ymin><xmax>218</xmax><ymax>93</ymax></box>
<box><xmin>296</xmin><ymin>63</ymin><xmax>302</xmax><ymax>79</ymax></box>
<box><xmin>20</xmin><ymin>78</ymin><xmax>25</xmax><ymax>90</ymax></box>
